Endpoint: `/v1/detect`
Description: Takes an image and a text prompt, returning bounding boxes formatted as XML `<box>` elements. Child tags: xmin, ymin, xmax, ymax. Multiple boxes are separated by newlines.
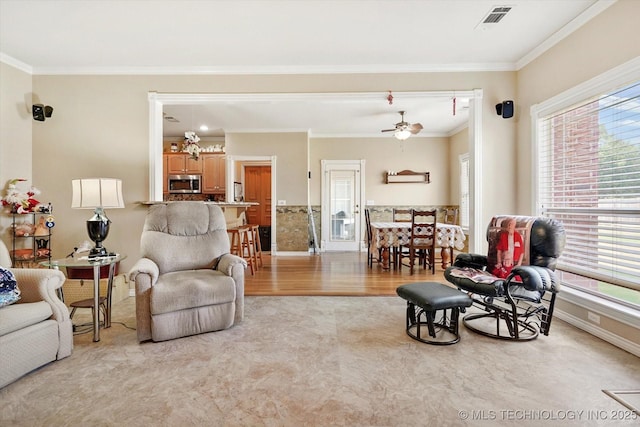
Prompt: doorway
<box><xmin>321</xmin><ymin>160</ymin><xmax>364</xmax><ymax>251</ymax></box>
<box><xmin>244</xmin><ymin>165</ymin><xmax>272</xmax><ymax>251</ymax></box>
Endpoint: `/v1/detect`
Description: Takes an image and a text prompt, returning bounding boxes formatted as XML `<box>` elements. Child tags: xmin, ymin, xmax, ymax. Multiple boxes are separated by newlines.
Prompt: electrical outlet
<box><xmin>367</xmin><ymin>200</ymin><xmax>375</xmax><ymax>205</ymax></box>
<box><xmin>277</xmin><ymin>200</ymin><xmax>286</xmax><ymax>206</ymax></box>
<box><xmin>587</xmin><ymin>312</ymin><xmax>601</xmax><ymax>324</ymax></box>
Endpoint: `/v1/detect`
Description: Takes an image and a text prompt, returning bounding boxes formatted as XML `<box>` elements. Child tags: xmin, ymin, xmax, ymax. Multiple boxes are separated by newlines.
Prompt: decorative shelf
<box><xmin>385</xmin><ymin>170</ymin><xmax>430</xmax><ymax>184</ymax></box>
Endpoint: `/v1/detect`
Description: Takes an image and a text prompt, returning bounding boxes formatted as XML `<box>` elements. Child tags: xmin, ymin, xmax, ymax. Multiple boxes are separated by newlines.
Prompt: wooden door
<box><xmin>244</xmin><ymin>166</ymin><xmax>271</xmax><ymax>226</ymax></box>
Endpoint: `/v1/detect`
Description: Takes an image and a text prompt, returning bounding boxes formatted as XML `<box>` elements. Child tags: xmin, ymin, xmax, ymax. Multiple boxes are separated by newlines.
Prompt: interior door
<box><xmin>244</xmin><ymin>165</ymin><xmax>272</xmax><ymax>226</ymax></box>
<box><xmin>321</xmin><ymin>161</ymin><xmax>363</xmax><ymax>251</ymax></box>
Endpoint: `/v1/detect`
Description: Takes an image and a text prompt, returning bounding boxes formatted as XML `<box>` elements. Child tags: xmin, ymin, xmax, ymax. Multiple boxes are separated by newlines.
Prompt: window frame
<box><xmin>531</xmin><ymin>57</ymin><xmax>640</xmax><ymax>322</ymax></box>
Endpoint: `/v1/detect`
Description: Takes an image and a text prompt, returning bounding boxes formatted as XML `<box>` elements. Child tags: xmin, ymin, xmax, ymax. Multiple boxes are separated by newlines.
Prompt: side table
<box><xmin>41</xmin><ymin>254</ymin><xmax>126</xmax><ymax>342</ymax></box>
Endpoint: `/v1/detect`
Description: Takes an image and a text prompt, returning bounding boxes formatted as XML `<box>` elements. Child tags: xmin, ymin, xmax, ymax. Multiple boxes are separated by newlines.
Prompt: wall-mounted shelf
<box><xmin>385</xmin><ymin>170</ymin><xmax>430</xmax><ymax>184</ymax></box>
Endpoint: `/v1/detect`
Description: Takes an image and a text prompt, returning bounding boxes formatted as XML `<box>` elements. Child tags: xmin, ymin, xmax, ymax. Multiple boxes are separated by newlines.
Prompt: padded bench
<box><xmin>396</xmin><ymin>282</ymin><xmax>473</xmax><ymax>345</ymax></box>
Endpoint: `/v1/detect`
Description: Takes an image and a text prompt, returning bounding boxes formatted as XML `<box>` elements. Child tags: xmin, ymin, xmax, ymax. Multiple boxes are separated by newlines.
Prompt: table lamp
<box><xmin>71</xmin><ymin>178</ymin><xmax>124</xmax><ymax>258</ymax></box>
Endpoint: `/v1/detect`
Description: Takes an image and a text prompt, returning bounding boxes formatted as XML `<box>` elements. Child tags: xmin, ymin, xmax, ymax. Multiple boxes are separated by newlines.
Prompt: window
<box><xmin>535</xmin><ymin>79</ymin><xmax>640</xmax><ymax>308</ymax></box>
<box><xmin>459</xmin><ymin>153</ymin><xmax>470</xmax><ymax>229</ymax></box>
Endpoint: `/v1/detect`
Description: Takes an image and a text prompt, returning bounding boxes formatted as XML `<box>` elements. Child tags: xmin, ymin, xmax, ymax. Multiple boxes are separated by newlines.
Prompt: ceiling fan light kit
<box><xmin>381</xmin><ymin>111</ymin><xmax>423</xmax><ymax>140</ymax></box>
<box><xmin>394</xmin><ymin>129</ymin><xmax>412</xmax><ymax>140</ymax></box>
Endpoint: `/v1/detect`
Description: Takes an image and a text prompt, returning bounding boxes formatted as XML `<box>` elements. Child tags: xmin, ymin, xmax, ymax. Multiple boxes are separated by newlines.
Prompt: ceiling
<box><xmin>0</xmin><ymin>0</ymin><xmax>614</xmax><ymax>138</ymax></box>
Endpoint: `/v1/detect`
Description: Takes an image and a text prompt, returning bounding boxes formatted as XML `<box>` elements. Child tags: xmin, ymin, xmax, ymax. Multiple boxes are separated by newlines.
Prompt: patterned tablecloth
<box><xmin>370</xmin><ymin>222</ymin><xmax>466</xmax><ymax>269</ymax></box>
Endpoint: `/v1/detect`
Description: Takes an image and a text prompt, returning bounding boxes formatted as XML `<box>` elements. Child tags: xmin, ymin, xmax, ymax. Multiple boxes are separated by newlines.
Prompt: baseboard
<box><xmin>275</xmin><ymin>251</ymin><xmax>314</xmax><ymax>256</ymax></box>
<box><xmin>555</xmin><ymin>309</ymin><xmax>640</xmax><ymax>357</ymax></box>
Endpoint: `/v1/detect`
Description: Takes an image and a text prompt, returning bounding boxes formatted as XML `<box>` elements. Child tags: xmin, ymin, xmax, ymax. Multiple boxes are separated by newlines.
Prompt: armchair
<box><xmin>129</xmin><ymin>202</ymin><xmax>246</xmax><ymax>342</ymax></box>
<box><xmin>0</xmin><ymin>241</ymin><xmax>72</xmax><ymax>388</ymax></box>
<box><xmin>444</xmin><ymin>215</ymin><xmax>565</xmax><ymax>341</ymax></box>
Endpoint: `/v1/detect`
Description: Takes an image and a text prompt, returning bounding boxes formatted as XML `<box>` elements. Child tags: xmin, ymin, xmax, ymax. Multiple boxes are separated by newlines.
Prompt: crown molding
<box><xmin>0</xmin><ymin>53</ymin><xmax>33</xmax><ymax>74</ymax></box>
<box><xmin>29</xmin><ymin>62</ymin><xmax>516</xmax><ymax>76</ymax></box>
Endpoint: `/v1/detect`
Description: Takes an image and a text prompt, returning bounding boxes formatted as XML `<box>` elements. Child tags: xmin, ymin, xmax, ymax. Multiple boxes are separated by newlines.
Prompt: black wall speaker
<box><xmin>495</xmin><ymin>100</ymin><xmax>514</xmax><ymax>119</ymax></box>
<box><xmin>32</xmin><ymin>104</ymin><xmax>45</xmax><ymax>121</ymax></box>
<box><xmin>44</xmin><ymin>106</ymin><xmax>54</xmax><ymax>118</ymax></box>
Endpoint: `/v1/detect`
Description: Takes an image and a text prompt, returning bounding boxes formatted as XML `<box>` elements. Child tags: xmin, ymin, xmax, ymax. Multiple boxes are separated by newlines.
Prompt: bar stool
<box><xmin>228</xmin><ymin>226</ymin><xmax>255</xmax><ymax>275</ymax></box>
<box><xmin>239</xmin><ymin>225</ymin><xmax>256</xmax><ymax>275</ymax></box>
<box><xmin>249</xmin><ymin>224</ymin><xmax>263</xmax><ymax>268</ymax></box>
<box><xmin>228</xmin><ymin>227</ymin><xmax>242</xmax><ymax>257</ymax></box>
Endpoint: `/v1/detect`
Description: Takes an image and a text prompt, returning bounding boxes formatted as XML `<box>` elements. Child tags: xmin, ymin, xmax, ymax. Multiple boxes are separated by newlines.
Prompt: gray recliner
<box><xmin>129</xmin><ymin>202</ymin><xmax>246</xmax><ymax>342</ymax></box>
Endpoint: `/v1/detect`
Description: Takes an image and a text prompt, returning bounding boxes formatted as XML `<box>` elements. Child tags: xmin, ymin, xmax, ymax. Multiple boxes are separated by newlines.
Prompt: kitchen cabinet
<box><xmin>165</xmin><ymin>153</ymin><xmax>202</xmax><ymax>174</ymax></box>
<box><xmin>202</xmin><ymin>154</ymin><xmax>226</xmax><ymax>194</ymax></box>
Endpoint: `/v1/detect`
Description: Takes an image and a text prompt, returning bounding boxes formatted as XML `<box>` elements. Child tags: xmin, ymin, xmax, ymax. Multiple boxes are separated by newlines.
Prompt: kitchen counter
<box><xmin>140</xmin><ymin>201</ymin><xmax>258</xmax><ymax>226</ymax></box>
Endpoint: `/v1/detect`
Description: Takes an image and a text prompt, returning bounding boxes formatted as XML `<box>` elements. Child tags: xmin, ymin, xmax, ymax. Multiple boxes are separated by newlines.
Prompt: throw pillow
<box><xmin>0</xmin><ymin>266</ymin><xmax>21</xmax><ymax>307</ymax></box>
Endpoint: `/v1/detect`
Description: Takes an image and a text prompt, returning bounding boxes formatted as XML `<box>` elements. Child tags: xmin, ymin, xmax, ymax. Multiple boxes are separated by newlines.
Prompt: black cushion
<box><xmin>396</xmin><ymin>282</ymin><xmax>472</xmax><ymax>311</ymax></box>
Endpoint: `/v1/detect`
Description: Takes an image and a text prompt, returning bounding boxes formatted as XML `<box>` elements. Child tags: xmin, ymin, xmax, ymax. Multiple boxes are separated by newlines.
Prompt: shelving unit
<box><xmin>10</xmin><ymin>211</ymin><xmax>52</xmax><ymax>268</ymax></box>
<box><xmin>385</xmin><ymin>170</ymin><xmax>430</xmax><ymax>184</ymax></box>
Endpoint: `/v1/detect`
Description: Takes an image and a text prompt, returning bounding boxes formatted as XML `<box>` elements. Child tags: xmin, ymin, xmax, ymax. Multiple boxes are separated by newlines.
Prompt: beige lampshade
<box><xmin>71</xmin><ymin>178</ymin><xmax>124</xmax><ymax>209</ymax></box>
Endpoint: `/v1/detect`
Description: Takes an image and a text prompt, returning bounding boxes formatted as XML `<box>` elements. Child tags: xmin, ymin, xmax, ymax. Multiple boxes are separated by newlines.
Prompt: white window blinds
<box><xmin>537</xmin><ymin>81</ymin><xmax>640</xmax><ymax>292</ymax></box>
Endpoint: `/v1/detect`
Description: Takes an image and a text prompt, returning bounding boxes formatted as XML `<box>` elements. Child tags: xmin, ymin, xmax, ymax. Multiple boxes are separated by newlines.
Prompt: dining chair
<box><xmin>442</xmin><ymin>207</ymin><xmax>459</xmax><ymax>225</ymax></box>
<box><xmin>400</xmin><ymin>209</ymin><xmax>437</xmax><ymax>275</ymax></box>
<box><xmin>392</xmin><ymin>208</ymin><xmax>412</xmax><ymax>266</ymax></box>
<box><xmin>364</xmin><ymin>209</ymin><xmax>379</xmax><ymax>268</ymax></box>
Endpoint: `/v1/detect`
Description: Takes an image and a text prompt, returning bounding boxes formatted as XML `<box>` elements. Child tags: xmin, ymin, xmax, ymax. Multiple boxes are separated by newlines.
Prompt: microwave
<box><xmin>168</xmin><ymin>174</ymin><xmax>201</xmax><ymax>193</ymax></box>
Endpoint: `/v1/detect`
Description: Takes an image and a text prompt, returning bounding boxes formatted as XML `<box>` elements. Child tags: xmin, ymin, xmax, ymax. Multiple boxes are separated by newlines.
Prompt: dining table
<box><xmin>369</xmin><ymin>222</ymin><xmax>466</xmax><ymax>270</ymax></box>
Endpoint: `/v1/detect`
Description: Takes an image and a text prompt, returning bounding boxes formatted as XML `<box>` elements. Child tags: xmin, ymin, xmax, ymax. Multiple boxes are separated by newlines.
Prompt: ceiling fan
<box><xmin>381</xmin><ymin>111</ymin><xmax>423</xmax><ymax>140</ymax></box>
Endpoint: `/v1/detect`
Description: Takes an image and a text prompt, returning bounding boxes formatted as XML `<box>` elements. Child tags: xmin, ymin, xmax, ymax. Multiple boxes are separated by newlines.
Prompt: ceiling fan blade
<box><xmin>409</xmin><ymin>123</ymin><xmax>423</xmax><ymax>134</ymax></box>
<box><xmin>381</xmin><ymin>129</ymin><xmax>396</xmax><ymax>133</ymax></box>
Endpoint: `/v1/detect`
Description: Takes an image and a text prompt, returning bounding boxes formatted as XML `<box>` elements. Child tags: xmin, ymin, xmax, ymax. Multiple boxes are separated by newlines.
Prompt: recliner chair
<box><xmin>444</xmin><ymin>215</ymin><xmax>565</xmax><ymax>340</ymax></box>
<box><xmin>129</xmin><ymin>202</ymin><xmax>246</xmax><ymax>342</ymax></box>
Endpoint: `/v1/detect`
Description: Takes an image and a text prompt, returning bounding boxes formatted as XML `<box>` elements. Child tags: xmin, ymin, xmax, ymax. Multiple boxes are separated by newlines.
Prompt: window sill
<box><xmin>557</xmin><ymin>285</ymin><xmax>640</xmax><ymax>329</ymax></box>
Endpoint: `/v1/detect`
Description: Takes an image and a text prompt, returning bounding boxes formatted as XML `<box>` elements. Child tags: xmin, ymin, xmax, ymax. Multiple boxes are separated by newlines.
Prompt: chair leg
<box><xmin>409</xmin><ymin>248</ymin><xmax>415</xmax><ymax>275</ymax></box>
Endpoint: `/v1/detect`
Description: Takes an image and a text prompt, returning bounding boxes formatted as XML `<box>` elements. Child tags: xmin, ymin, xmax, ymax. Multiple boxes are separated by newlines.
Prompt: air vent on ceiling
<box><xmin>164</xmin><ymin>115</ymin><xmax>179</xmax><ymax>123</ymax></box>
<box><xmin>480</xmin><ymin>5</ymin><xmax>512</xmax><ymax>25</ymax></box>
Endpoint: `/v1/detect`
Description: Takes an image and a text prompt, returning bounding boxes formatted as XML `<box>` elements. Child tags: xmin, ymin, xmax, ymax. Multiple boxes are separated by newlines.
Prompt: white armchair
<box><xmin>129</xmin><ymin>202</ymin><xmax>246</xmax><ymax>342</ymax></box>
<box><xmin>0</xmin><ymin>241</ymin><xmax>73</xmax><ymax>388</ymax></box>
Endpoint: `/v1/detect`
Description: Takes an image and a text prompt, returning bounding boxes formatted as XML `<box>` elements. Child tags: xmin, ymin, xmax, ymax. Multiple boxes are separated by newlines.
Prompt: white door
<box><xmin>321</xmin><ymin>160</ymin><xmax>364</xmax><ymax>251</ymax></box>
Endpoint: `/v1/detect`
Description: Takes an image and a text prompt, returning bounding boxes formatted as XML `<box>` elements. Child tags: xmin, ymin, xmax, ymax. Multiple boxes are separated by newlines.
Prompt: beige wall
<box><xmin>227</xmin><ymin>132</ymin><xmax>308</xmax><ymax>205</ymax></box>
<box><xmin>0</xmin><ymin>63</ymin><xmax>33</xmax><ymax>242</ymax></box>
<box><xmin>309</xmin><ymin>136</ymin><xmax>450</xmax><ymax>207</ymax></box>
<box><xmin>516</xmin><ymin>0</ymin><xmax>640</xmax><ymax>213</ymax></box>
<box><xmin>448</xmin><ymin>127</ymin><xmax>468</xmax><ymax>209</ymax></box>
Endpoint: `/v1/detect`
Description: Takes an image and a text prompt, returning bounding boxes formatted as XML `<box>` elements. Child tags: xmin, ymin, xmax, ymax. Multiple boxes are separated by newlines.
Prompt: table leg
<box><xmin>106</xmin><ymin>262</ymin><xmax>116</xmax><ymax>328</ymax></box>
<box><xmin>440</xmin><ymin>247</ymin><xmax>455</xmax><ymax>269</ymax></box>
<box><xmin>441</xmin><ymin>247</ymin><xmax>450</xmax><ymax>270</ymax></box>
<box><xmin>380</xmin><ymin>247</ymin><xmax>390</xmax><ymax>270</ymax></box>
<box><xmin>93</xmin><ymin>264</ymin><xmax>100</xmax><ymax>342</ymax></box>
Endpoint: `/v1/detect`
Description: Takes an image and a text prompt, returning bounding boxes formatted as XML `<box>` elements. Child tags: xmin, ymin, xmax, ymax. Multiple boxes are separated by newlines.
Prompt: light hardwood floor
<box><xmin>244</xmin><ymin>251</ymin><xmax>449</xmax><ymax>296</ymax></box>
